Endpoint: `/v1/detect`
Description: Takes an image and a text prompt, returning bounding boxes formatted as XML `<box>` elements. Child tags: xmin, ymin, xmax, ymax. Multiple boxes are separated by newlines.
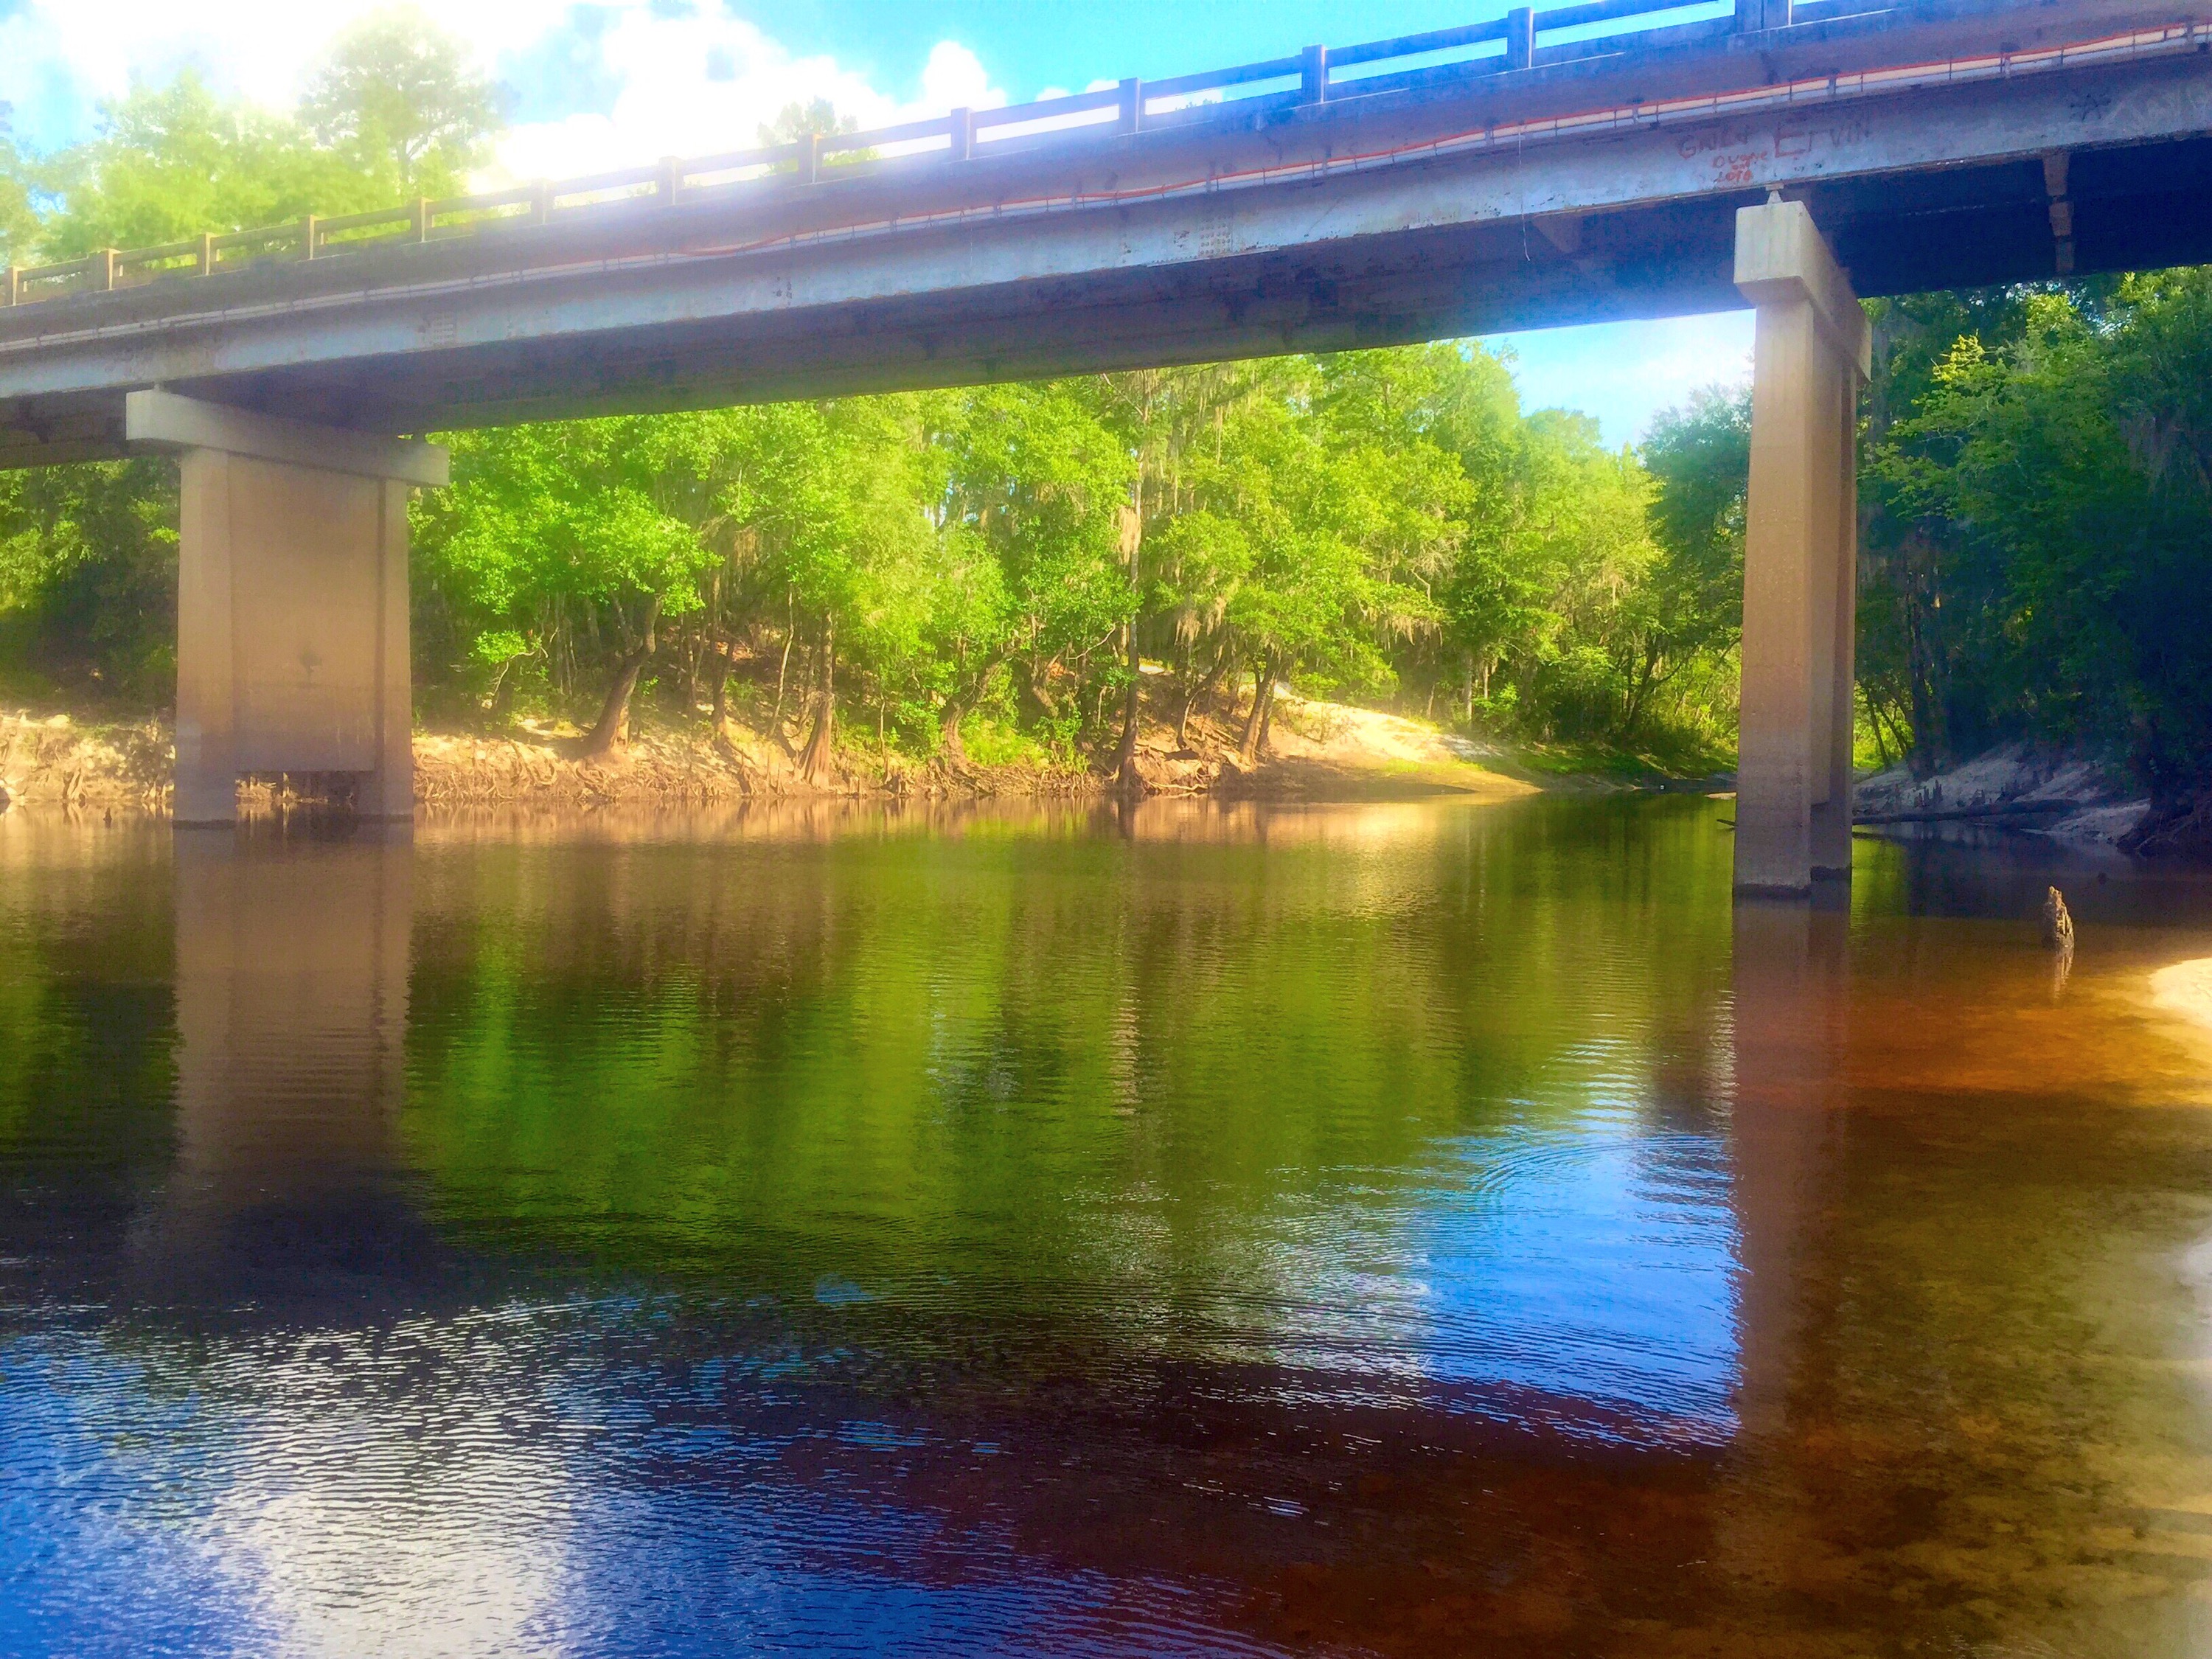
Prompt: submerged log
<box><xmin>2041</xmin><ymin>887</ymin><xmax>2076</xmax><ymax>952</ymax></box>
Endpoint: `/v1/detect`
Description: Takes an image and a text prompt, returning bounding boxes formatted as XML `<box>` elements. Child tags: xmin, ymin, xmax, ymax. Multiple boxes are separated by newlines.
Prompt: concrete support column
<box><xmin>1733</xmin><ymin>203</ymin><xmax>1870</xmax><ymax>897</ymax></box>
<box><xmin>126</xmin><ymin>392</ymin><xmax>447</xmax><ymax>824</ymax></box>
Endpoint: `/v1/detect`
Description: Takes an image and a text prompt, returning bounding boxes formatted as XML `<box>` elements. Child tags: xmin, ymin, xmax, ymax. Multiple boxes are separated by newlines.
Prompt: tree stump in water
<box><xmin>2041</xmin><ymin>886</ymin><xmax>2076</xmax><ymax>951</ymax></box>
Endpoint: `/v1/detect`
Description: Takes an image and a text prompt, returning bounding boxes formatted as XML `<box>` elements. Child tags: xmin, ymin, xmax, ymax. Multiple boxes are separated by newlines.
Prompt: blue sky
<box><xmin>0</xmin><ymin>0</ymin><xmax>1753</xmax><ymax>440</ymax></box>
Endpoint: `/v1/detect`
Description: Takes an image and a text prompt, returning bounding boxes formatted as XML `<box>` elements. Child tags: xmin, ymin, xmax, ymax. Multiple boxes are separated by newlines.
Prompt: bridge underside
<box><xmin>116</xmin><ymin>134</ymin><xmax>2212</xmax><ymax>435</ymax></box>
<box><xmin>9</xmin><ymin>131</ymin><xmax>2212</xmax><ymax>460</ymax></box>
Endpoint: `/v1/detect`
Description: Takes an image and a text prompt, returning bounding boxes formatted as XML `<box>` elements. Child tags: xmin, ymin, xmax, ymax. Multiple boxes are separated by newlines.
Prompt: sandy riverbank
<box><xmin>0</xmin><ymin>692</ymin><xmax>1537</xmax><ymax>816</ymax></box>
<box><xmin>1856</xmin><ymin>743</ymin><xmax>2149</xmax><ymax>846</ymax></box>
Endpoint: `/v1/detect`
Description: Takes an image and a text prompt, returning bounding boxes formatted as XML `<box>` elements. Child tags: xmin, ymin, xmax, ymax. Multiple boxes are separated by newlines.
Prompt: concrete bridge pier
<box><xmin>123</xmin><ymin>392</ymin><xmax>448</xmax><ymax>824</ymax></box>
<box><xmin>1732</xmin><ymin>203</ymin><xmax>1871</xmax><ymax>897</ymax></box>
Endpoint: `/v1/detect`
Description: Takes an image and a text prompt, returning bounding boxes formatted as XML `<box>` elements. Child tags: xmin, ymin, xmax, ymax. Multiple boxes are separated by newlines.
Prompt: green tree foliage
<box><xmin>1855</xmin><ymin>287</ymin><xmax>2051</xmax><ymax>771</ymax></box>
<box><xmin>728</xmin><ymin>395</ymin><xmax>951</xmax><ymax>774</ymax></box>
<box><xmin>31</xmin><ymin>74</ymin><xmax>355</xmax><ymax>258</ymax></box>
<box><xmin>414</xmin><ymin>416</ymin><xmax>731</xmax><ymax>754</ymax></box>
<box><xmin>0</xmin><ymin>14</ymin><xmax>501</xmax><ymax>707</ymax></box>
<box><xmin>299</xmin><ymin>9</ymin><xmax>504</xmax><ymax>196</ymax></box>
<box><xmin>0</xmin><ymin>108</ymin><xmax>38</xmax><ymax>265</ymax></box>
<box><xmin>401</xmin><ymin>347</ymin><xmax>1725</xmax><ymax>776</ymax></box>
<box><xmin>757</xmin><ymin>98</ymin><xmax>874</xmax><ymax>175</ymax></box>
<box><xmin>1646</xmin><ymin>274</ymin><xmax>2212</xmax><ymax>830</ymax></box>
<box><xmin>1867</xmin><ymin>276</ymin><xmax>2212</xmax><ymax>832</ymax></box>
<box><xmin>28</xmin><ymin>16</ymin><xmax>495</xmax><ymax>261</ymax></box>
<box><xmin>942</xmin><ymin>379</ymin><xmax>1131</xmax><ymax>754</ymax></box>
<box><xmin>0</xmin><ymin>460</ymin><xmax>177</xmax><ymax>704</ymax></box>
<box><xmin>1620</xmin><ymin>390</ymin><xmax>1750</xmax><ymax>743</ymax></box>
<box><xmin>759</xmin><ymin>98</ymin><xmax>859</xmax><ymax>148</ymax></box>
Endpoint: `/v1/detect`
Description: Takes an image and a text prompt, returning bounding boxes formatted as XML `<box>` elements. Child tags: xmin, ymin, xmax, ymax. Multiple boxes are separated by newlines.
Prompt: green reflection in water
<box><xmin>0</xmin><ymin>821</ymin><xmax>176</xmax><ymax>1173</ymax></box>
<box><xmin>383</xmin><ymin>799</ymin><xmax>2212</xmax><ymax>1654</ymax></box>
<box><xmin>397</xmin><ymin>799</ymin><xmax>1739</xmax><ymax>1310</ymax></box>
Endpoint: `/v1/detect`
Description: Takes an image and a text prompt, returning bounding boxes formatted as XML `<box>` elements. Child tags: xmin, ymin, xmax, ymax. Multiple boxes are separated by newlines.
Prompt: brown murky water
<box><xmin>4</xmin><ymin>795</ymin><xmax>2212</xmax><ymax>1656</ymax></box>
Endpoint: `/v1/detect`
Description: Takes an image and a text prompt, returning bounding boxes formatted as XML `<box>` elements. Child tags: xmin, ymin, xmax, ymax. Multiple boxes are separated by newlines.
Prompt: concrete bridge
<box><xmin>3</xmin><ymin>0</ymin><xmax>2209</xmax><ymax>888</ymax></box>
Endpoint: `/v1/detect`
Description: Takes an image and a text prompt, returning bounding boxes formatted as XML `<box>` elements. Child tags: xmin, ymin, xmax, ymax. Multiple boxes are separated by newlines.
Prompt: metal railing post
<box><xmin>530</xmin><ymin>184</ymin><xmax>552</xmax><ymax>226</ymax></box>
<box><xmin>411</xmin><ymin>199</ymin><xmax>429</xmax><ymax>243</ymax></box>
<box><xmin>1118</xmin><ymin>77</ymin><xmax>1143</xmax><ymax>134</ymax></box>
<box><xmin>949</xmin><ymin>107</ymin><xmax>974</xmax><ymax>161</ymax></box>
<box><xmin>300</xmin><ymin>215</ymin><xmax>319</xmax><ymax>260</ymax></box>
<box><xmin>2</xmin><ymin>265</ymin><xmax>15</xmax><ymax>307</ymax></box>
<box><xmin>1506</xmin><ymin>7</ymin><xmax>1537</xmax><ymax>69</ymax></box>
<box><xmin>799</xmin><ymin>133</ymin><xmax>821</xmax><ymax>185</ymax></box>
<box><xmin>1300</xmin><ymin>44</ymin><xmax>1329</xmax><ymax>104</ymax></box>
<box><xmin>94</xmin><ymin>249</ymin><xmax>116</xmax><ymax>291</ymax></box>
<box><xmin>197</xmin><ymin>232</ymin><xmax>215</xmax><ymax>276</ymax></box>
<box><xmin>658</xmin><ymin>155</ymin><xmax>682</xmax><ymax>204</ymax></box>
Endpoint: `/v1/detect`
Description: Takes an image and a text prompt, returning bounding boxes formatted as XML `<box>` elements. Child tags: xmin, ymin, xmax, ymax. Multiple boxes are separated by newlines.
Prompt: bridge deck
<box><xmin>1</xmin><ymin>0</ymin><xmax>2209</xmax><ymax>464</ymax></box>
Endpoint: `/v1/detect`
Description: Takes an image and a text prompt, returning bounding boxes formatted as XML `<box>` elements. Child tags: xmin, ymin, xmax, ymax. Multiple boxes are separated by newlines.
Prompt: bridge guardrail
<box><xmin>0</xmin><ymin>0</ymin><xmax>2157</xmax><ymax>310</ymax></box>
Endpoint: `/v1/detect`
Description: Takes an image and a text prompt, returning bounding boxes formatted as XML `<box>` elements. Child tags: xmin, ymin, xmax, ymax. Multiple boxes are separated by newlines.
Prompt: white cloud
<box><xmin>0</xmin><ymin>1</ymin><xmax>1004</xmax><ymax>190</ymax></box>
<box><xmin>917</xmin><ymin>41</ymin><xmax>1000</xmax><ymax>115</ymax></box>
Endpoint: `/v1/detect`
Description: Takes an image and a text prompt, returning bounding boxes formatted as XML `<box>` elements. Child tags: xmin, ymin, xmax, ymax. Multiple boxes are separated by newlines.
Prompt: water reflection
<box><xmin>4</xmin><ymin>799</ymin><xmax>2212</xmax><ymax>1655</ymax></box>
<box><xmin>161</xmin><ymin>827</ymin><xmax>414</xmax><ymax>1289</ymax></box>
<box><xmin>1728</xmin><ymin>894</ymin><xmax>1848</xmax><ymax>1443</ymax></box>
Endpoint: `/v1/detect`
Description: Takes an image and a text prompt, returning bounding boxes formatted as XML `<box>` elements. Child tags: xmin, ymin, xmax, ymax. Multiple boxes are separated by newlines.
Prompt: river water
<box><xmin>5</xmin><ymin>795</ymin><xmax>2212</xmax><ymax>1657</ymax></box>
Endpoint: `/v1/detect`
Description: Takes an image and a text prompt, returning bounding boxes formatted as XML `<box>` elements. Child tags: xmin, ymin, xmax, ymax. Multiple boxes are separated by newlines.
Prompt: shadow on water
<box><xmin>4</xmin><ymin>796</ymin><xmax>2212</xmax><ymax>1654</ymax></box>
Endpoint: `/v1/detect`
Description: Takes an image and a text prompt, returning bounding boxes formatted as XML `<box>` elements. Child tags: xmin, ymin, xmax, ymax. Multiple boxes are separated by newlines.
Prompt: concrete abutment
<box><xmin>1733</xmin><ymin>203</ymin><xmax>1870</xmax><ymax>898</ymax></box>
<box><xmin>125</xmin><ymin>392</ymin><xmax>448</xmax><ymax>825</ymax></box>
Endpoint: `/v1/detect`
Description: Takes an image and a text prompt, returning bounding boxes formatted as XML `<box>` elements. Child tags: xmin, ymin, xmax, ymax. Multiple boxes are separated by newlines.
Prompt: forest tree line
<box><xmin>4</xmin><ymin>15</ymin><xmax>2211</xmax><ymax>828</ymax></box>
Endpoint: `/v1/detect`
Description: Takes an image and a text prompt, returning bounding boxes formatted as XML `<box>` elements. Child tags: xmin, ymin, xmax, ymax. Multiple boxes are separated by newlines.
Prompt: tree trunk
<box><xmin>708</xmin><ymin>642</ymin><xmax>731</xmax><ymax>728</ymax></box>
<box><xmin>1176</xmin><ymin>653</ymin><xmax>1229</xmax><ymax>749</ymax></box>
<box><xmin>1236</xmin><ymin>661</ymin><xmax>1264</xmax><ymax>759</ymax></box>
<box><xmin>1112</xmin><ymin>623</ymin><xmax>1143</xmax><ymax>793</ymax></box>
<box><xmin>770</xmin><ymin>591</ymin><xmax>796</xmax><ymax>745</ymax></box>
<box><xmin>798</xmin><ymin>615</ymin><xmax>837</xmax><ymax>782</ymax></box>
<box><xmin>1237</xmin><ymin>658</ymin><xmax>1277</xmax><ymax>765</ymax></box>
<box><xmin>1621</xmin><ymin>644</ymin><xmax>1660</xmax><ymax>739</ymax></box>
<box><xmin>1017</xmin><ymin>657</ymin><xmax>1061</xmax><ymax>725</ymax></box>
<box><xmin>1112</xmin><ymin>492</ymin><xmax>1146</xmax><ymax>793</ymax></box>
<box><xmin>940</xmin><ymin>699</ymin><xmax>970</xmax><ymax>765</ymax></box>
<box><xmin>1906</xmin><ymin>598</ymin><xmax>1940</xmax><ymax>780</ymax></box>
<box><xmin>582</xmin><ymin>594</ymin><xmax>661</xmax><ymax>760</ymax></box>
